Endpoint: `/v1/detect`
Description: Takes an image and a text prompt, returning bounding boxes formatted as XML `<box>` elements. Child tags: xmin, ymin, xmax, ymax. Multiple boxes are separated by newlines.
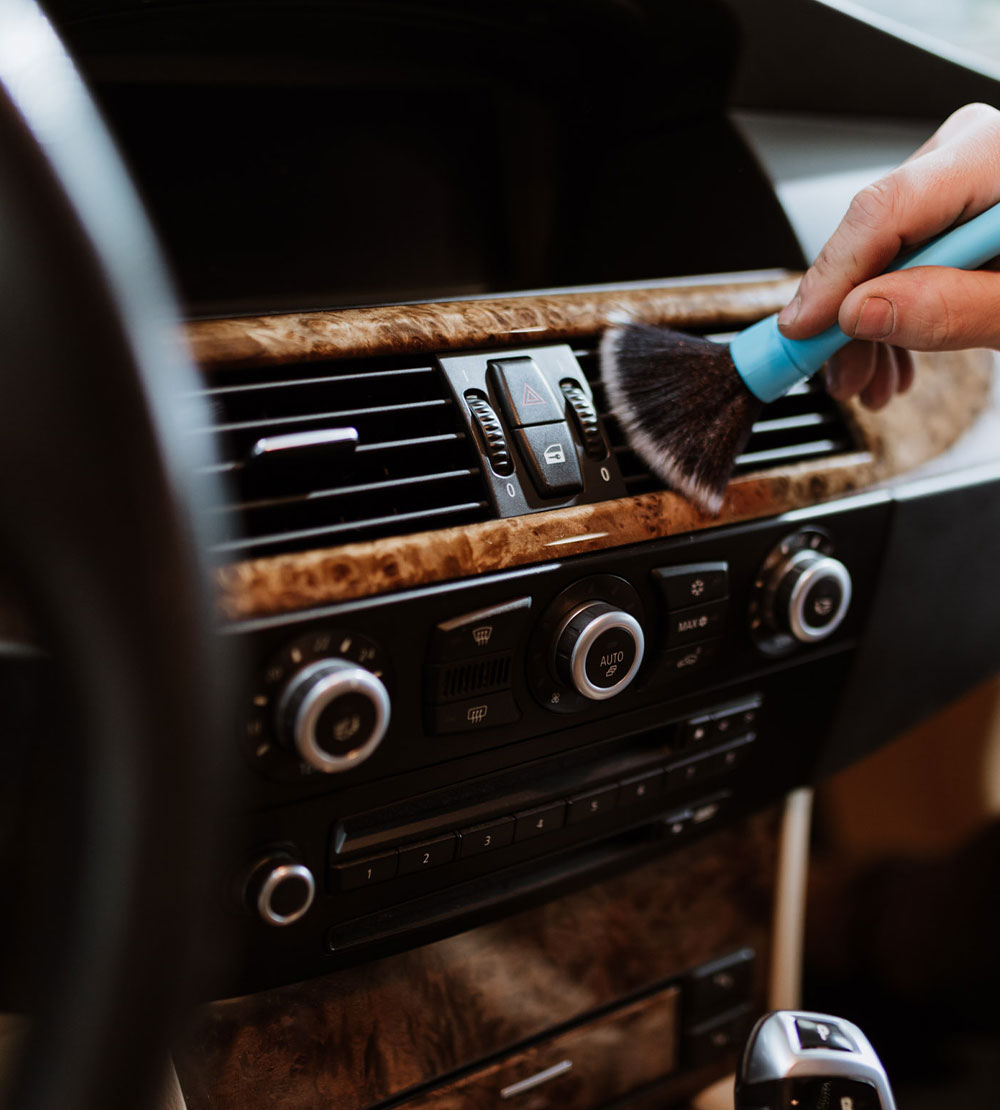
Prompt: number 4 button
<box><xmin>514</xmin><ymin>802</ymin><xmax>567</xmax><ymax>842</ymax></box>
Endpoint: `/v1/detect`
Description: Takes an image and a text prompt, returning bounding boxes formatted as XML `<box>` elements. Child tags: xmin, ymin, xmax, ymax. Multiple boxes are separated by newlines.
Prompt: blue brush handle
<box><xmin>731</xmin><ymin>199</ymin><xmax>1000</xmax><ymax>402</ymax></box>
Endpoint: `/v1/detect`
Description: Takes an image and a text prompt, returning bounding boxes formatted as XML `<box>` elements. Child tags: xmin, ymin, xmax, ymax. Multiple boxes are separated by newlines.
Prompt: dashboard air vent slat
<box><xmin>574</xmin><ymin>346</ymin><xmax>859</xmax><ymax>495</ymax></box>
<box><xmin>194</xmin><ymin>356</ymin><xmax>491</xmax><ymax>558</ymax></box>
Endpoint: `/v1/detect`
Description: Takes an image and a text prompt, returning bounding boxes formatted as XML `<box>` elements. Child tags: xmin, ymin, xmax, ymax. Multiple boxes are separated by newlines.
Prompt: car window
<box><xmin>853</xmin><ymin>0</ymin><xmax>1000</xmax><ymax>64</ymax></box>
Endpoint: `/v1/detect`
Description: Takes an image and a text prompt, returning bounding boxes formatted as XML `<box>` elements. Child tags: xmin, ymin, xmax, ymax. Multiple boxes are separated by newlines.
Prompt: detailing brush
<box><xmin>601</xmin><ymin>199</ymin><xmax>1000</xmax><ymax>514</ymax></box>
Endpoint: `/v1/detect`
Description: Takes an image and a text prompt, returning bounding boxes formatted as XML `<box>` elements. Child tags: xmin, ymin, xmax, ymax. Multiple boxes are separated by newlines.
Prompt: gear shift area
<box><xmin>735</xmin><ymin>1011</ymin><xmax>897</xmax><ymax>1110</ymax></box>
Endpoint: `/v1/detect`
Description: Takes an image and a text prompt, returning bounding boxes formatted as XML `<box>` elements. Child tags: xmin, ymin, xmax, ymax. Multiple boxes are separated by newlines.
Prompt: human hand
<box><xmin>776</xmin><ymin>102</ymin><xmax>1000</xmax><ymax>409</ymax></box>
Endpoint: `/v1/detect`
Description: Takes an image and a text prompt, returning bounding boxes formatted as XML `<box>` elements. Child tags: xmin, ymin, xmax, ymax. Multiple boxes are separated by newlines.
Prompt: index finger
<box><xmin>778</xmin><ymin>105</ymin><xmax>1000</xmax><ymax>340</ymax></box>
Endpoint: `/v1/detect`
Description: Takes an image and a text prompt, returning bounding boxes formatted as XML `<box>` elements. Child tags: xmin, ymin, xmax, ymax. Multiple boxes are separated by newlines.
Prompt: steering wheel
<box><xmin>0</xmin><ymin>3</ymin><xmax>231</xmax><ymax>1109</ymax></box>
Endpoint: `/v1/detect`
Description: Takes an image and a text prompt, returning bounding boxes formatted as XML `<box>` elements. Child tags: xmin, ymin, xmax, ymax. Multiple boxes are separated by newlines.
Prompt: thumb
<box><xmin>839</xmin><ymin>266</ymin><xmax>1000</xmax><ymax>350</ymax></box>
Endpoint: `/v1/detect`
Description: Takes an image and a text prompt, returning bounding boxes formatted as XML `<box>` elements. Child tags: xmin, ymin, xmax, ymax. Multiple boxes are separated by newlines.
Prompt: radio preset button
<box><xmin>652</xmin><ymin>562</ymin><xmax>729</xmax><ymax>609</ymax></box>
<box><xmin>459</xmin><ymin>817</ymin><xmax>516</xmax><ymax>858</ymax></box>
<box><xmin>335</xmin><ymin>852</ymin><xmax>398</xmax><ymax>891</ymax></box>
<box><xmin>514</xmin><ymin>803</ymin><xmax>566</xmax><ymax>841</ymax></box>
<box><xmin>618</xmin><ymin>769</ymin><xmax>664</xmax><ymax>806</ymax></box>
<box><xmin>397</xmin><ymin>835</ymin><xmax>457</xmax><ymax>875</ymax></box>
<box><xmin>567</xmin><ymin>784</ymin><xmax>619</xmax><ymax>824</ymax></box>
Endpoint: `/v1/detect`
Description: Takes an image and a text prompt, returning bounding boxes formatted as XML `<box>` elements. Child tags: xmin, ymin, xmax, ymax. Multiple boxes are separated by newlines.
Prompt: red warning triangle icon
<box><xmin>522</xmin><ymin>381</ymin><xmax>546</xmax><ymax>406</ymax></box>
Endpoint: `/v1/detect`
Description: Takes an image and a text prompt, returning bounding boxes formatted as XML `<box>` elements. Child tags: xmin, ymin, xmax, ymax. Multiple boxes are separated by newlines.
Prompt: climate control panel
<box><xmin>229</xmin><ymin>493</ymin><xmax>890</xmax><ymax>992</ymax></box>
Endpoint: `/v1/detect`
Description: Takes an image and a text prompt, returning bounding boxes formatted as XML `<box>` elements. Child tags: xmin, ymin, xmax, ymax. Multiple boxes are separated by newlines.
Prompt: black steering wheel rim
<box><xmin>0</xmin><ymin>4</ymin><xmax>231</xmax><ymax>1109</ymax></box>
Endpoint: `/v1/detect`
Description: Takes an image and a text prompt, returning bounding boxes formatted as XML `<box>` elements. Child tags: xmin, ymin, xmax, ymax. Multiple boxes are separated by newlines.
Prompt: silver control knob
<box><xmin>278</xmin><ymin>658</ymin><xmax>390</xmax><ymax>773</ymax></box>
<box><xmin>771</xmin><ymin>550</ymin><xmax>852</xmax><ymax>644</ymax></box>
<box><xmin>244</xmin><ymin>854</ymin><xmax>316</xmax><ymax>927</ymax></box>
<box><xmin>554</xmin><ymin>601</ymin><xmax>644</xmax><ymax>700</ymax></box>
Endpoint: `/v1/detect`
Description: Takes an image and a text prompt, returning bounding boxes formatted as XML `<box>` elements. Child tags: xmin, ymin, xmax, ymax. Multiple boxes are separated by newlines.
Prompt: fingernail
<box><xmin>777</xmin><ymin>295</ymin><xmax>801</xmax><ymax>330</ymax></box>
<box><xmin>825</xmin><ymin>362</ymin><xmax>841</xmax><ymax>396</ymax></box>
<box><xmin>853</xmin><ymin>296</ymin><xmax>895</xmax><ymax>340</ymax></box>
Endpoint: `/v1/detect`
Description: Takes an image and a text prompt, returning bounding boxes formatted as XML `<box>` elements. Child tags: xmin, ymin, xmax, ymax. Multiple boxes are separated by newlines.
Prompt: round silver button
<box><xmin>554</xmin><ymin>602</ymin><xmax>645</xmax><ymax>700</ymax></box>
<box><xmin>248</xmin><ymin>859</ymin><xmax>316</xmax><ymax>927</ymax></box>
<box><xmin>278</xmin><ymin>658</ymin><xmax>390</xmax><ymax>773</ymax></box>
<box><xmin>778</xmin><ymin>551</ymin><xmax>853</xmax><ymax>643</ymax></box>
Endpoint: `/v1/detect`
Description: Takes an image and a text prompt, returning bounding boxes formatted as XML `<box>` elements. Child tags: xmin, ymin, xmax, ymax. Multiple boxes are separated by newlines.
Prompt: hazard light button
<box><xmin>488</xmin><ymin>356</ymin><xmax>564</xmax><ymax>427</ymax></box>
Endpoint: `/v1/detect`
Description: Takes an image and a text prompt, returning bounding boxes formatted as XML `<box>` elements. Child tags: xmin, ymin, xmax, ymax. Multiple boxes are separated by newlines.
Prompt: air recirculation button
<box><xmin>465</xmin><ymin>391</ymin><xmax>513</xmax><ymax>476</ymax></box>
<box><xmin>560</xmin><ymin>379</ymin><xmax>608</xmax><ymax>459</ymax></box>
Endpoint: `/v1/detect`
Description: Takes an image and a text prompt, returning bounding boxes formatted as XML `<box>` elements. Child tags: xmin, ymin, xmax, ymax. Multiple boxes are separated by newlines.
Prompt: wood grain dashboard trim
<box><xmin>188</xmin><ymin>271</ymin><xmax>802</xmax><ymax>369</ymax></box>
<box><xmin>175</xmin><ymin>807</ymin><xmax>779</xmax><ymax>1110</ymax></box>
<box><xmin>188</xmin><ymin>275</ymin><xmax>993</xmax><ymax>620</ymax></box>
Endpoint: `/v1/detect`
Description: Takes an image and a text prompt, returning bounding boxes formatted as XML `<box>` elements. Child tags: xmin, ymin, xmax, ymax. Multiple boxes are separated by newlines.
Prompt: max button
<box><xmin>664</xmin><ymin>601</ymin><xmax>727</xmax><ymax>648</ymax></box>
<box><xmin>429</xmin><ymin>691</ymin><xmax>520</xmax><ymax>735</ymax></box>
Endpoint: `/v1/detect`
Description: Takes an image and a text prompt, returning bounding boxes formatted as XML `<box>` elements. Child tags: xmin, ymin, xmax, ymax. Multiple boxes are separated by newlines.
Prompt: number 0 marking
<box><xmin>600</xmin><ymin>466</ymin><xmax>610</xmax><ymax>482</ymax></box>
<box><xmin>506</xmin><ymin>482</ymin><xmax>516</xmax><ymax>498</ymax></box>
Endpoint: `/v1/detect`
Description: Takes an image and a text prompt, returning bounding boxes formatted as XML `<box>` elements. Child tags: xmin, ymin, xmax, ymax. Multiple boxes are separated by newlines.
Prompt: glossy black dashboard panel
<box><xmin>225</xmin><ymin>493</ymin><xmax>891</xmax><ymax>992</ymax></box>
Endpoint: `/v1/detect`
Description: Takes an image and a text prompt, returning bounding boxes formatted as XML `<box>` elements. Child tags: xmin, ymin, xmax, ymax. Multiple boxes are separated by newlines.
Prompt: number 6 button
<box><xmin>397</xmin><ymin>834</ymin><xmax>457</xmax><ymax>875</ymax></box>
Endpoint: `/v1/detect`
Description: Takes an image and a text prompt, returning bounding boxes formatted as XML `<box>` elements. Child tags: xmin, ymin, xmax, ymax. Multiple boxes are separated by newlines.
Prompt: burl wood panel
<box><xmin>392</xmin><ymin>986</ymin><xmax>679</xmax><ymax>1110</ymax></box>
<box><xmin>187</xmin><ymin>271</ymin><xmax>801</xmax><ymax>370</ymax></box>
<box><xmin>214</xmin><ymin>351</ymin><xmax>992</xmax><ymax>621</ymax></box>
<box><xmin>194</xmin><ymin>276</ymin><xmax>994</xmax><ymax>620</ymax></box>
<box><xmin>175</xmin><ymin>807</ymin><xmax>780</xmax><ymax>1110</ymax></box>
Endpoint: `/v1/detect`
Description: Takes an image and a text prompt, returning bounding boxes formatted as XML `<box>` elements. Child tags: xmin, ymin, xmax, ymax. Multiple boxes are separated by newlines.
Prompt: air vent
<box><xmin>193</xmin><ymin>356</ymin><xmax>492</xmax><ymax>559</ymax></box>
<box><xmin>574</xmin><ymin>344</ymin><xmax>860</xmax><ymax>496</ymax></box>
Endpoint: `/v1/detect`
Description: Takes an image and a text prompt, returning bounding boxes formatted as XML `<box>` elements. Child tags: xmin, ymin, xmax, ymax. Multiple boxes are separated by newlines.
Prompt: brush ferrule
<box><xmin>730</xmin><ymin>314</ymin><xmax>849</xmax><ymax>403</ymax></box>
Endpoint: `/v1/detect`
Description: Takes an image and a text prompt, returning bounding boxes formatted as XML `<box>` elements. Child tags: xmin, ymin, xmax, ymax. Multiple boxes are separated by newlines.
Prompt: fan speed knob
<box><xmin>771</xmin><ymin>550</ymin><xmax>852</xmax><ymax>644</ymax></box>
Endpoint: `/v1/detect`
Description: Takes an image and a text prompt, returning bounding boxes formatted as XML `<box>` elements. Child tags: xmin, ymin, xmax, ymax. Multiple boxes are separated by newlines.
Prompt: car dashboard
<box><xmin>5</xmin><ymin>2</ymin><xmax>1000</xmax><ymax>1109</ymax></box>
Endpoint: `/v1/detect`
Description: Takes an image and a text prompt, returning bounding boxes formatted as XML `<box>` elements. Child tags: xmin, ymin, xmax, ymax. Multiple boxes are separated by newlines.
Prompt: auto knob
<box><xmin>553</xmin><ymin>601</ymin><xmax>644</xmax><ymax>700</ymax></box>
<box><xmin>768</xmin><ymin>549</ymin><xmax>852</xmax><ymax>644</ymax></box>
<box><xmin>243</xmin><ymin>853</ymin><xmax>316</xmax><ymax>927</ymax></box>
<box><xmin>277</xmin><ymin>658</ymin><xmax>390</xmax><ymax>773</ymax></box>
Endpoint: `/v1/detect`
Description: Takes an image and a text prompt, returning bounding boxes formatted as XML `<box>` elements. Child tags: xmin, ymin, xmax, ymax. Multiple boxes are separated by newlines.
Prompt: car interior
<box><xmin>2</xmin><ymin>1</ymin><xmax>1000</xmax><ymax>1109</ymax></box>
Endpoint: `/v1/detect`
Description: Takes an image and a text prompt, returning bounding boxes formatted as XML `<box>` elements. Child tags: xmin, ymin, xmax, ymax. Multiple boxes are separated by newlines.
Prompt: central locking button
<box><xmin>514</xmin><ymin>422</ymin><xmax>583</xmax><ymax>498</ymax></box>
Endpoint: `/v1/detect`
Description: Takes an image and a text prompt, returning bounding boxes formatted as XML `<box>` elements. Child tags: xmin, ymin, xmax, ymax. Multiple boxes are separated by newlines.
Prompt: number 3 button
<box><xmin>397</xmin><ymin>835</ymin><xmax>457</xmax><ymax>875</ymax></box>
<box><xmin>458</xmin><ymin>817</ymin><xmax>515</xmax><ymax>858</ymax></box>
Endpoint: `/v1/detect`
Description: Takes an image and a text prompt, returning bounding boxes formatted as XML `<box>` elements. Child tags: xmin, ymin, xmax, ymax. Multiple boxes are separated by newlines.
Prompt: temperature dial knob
<box><xmin>278</xmin><ymin>659</ymin><xmax>390</xmax><ymax>773</ymax></box>
<box><xmin>554</xmin><ymin>602</ymin><xmax>645</xmax><ymax>700</ymax></box>
<box><xmin>771</xmin><ymin>550</ymin><xmax>852</xmax><ymax>644</ymax></box>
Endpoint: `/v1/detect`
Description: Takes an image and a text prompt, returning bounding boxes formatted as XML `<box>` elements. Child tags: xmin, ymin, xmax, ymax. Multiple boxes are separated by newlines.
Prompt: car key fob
<box><xmin>735</xmin><ymin>1011</ymin><xmax>896</xmax><ymax>1110</ymax></box>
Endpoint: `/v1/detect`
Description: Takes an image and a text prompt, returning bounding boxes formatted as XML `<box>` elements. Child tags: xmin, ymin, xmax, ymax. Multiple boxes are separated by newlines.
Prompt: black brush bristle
<box><xmin>600</xmin><ymin>322</ymin><xmax>763</xmax><ymax>514</ymax></box>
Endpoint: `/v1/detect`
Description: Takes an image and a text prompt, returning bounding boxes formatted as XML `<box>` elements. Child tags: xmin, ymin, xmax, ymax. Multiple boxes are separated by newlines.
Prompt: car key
<box><xmin>735</xmin><ymin>1011</ymin><xmax>897</xmax><ymax>1110</ymax></box>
